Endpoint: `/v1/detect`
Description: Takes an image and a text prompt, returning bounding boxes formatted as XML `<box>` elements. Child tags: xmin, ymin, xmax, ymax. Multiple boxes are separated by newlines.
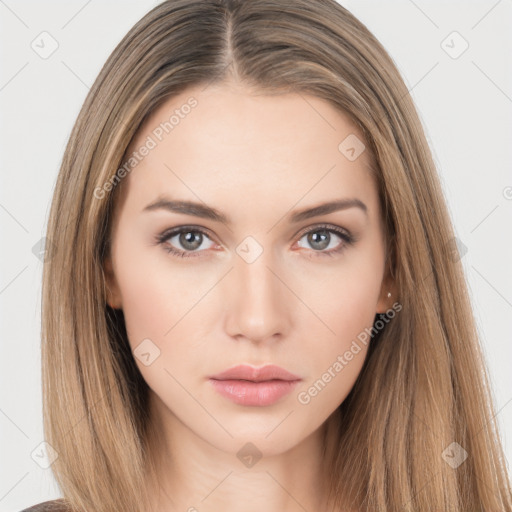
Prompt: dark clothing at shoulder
<box><xmin>21</xmin><ymin>499</ymin><xmax>70</xmax><ymax>512</ymax></box>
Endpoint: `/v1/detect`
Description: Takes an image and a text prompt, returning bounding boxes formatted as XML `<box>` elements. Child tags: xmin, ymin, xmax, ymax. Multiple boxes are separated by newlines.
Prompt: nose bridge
<box><xmin>224</xmin><ymin>239</ymin><xmax>291</xmax><ymax>342</ymax></box>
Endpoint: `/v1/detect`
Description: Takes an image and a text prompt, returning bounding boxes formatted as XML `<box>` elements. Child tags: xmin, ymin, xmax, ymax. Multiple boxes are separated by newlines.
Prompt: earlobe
<box><xmin>376</xmin><ymin>277</ymin><xmax>397</xmax><ymax>314</ymax></box>
<box><xmin>376</xmin><ymin>250</ymin><xmax>397</xmax><ymax>313</ymax></box>
<box><xmin>376</xmin><ymin>291</ymin><xmax>389</xmax><ymax>314</ymax></box>
<box><xmin>103</xmin><ymin>255</ymin><xmax>122</xmax><ymax>309</ymax></box>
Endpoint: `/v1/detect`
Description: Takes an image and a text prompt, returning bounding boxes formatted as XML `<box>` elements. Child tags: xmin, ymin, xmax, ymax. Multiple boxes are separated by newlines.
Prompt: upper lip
<box><xmin>210</xmin><ymin>364</ymin><xmax>301</xmax><ymax>382</ymax></box>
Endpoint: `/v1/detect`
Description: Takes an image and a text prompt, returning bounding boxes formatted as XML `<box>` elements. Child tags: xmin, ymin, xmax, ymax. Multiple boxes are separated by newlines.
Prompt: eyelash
<box><xmin>155</xmin><ymin>223</ymin><xmax>355</xmax><ymax>259</ymax></box>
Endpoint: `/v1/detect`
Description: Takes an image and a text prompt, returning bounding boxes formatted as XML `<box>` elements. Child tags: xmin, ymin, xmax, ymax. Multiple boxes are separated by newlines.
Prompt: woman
<box><xmin>24</xmin><ymin>0</ymin><xmax>512</xmax><ymax>510</ymax></box>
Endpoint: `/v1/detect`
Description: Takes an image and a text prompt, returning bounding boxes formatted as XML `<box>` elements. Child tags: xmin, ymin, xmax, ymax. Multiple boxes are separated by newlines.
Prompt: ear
<box><xmin>376</xmin><ymin>253</ymin><xmax>398</xmax><ymax>314</ymax></box>
<box><xmin>103</xmin><ymin>254</ymin><xmax>122</xmax><ymax>310</ymax></box>
<box><xmin>376</xmin><ymin>276</ymin><xmax>397</xmax><ymax>314</ymax></box>
<box><xmin>376</xmin><ymin>235</ymin><xmax>398</xmax><ymax>314</ymax></box>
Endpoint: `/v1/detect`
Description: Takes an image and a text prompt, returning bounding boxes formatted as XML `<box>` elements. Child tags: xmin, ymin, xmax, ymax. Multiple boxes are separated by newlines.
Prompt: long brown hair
<box><xmin>41</xmin><ymin>1</ymin><xmax>512</xmax><ymax>510</ymax></box>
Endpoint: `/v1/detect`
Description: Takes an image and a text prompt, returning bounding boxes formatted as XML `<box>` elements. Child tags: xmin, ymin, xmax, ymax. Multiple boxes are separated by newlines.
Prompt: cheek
<box><xmin>296</xmin><ymin>254</ymin><xmax>383</xmax><ymax>404</ymax></box>
<box><xmin>113</xmin><ymin>240</ymin><xmax>188</xmax><ymax>349</ymax></box>
<box><xmin>295</xmin><ymin>289</ymin><xmax>375</xmax><ymax>411</ymax></box>
<box><xmin>113</xmin><ymin>255</ymin><xmax>198</xmax><ymax>401</ymax></box>
<box><xmin>118</xmin><ymin>274</ymin><xmax>173</xmax><ymax>345</ymax></box>
<box><xmin>307</xmin><ymin>255</ymin><xmax>383</xmax><ymax>347</ymax></box>
<box><xmin>113</xmin><ymin>241</ymin><xmax>222</xmax><ymax>377</ymax></box>
<box><xmin>325</xmin><ymin>278</ymin><xmax>380</xmax><ymax>345</ymax></box>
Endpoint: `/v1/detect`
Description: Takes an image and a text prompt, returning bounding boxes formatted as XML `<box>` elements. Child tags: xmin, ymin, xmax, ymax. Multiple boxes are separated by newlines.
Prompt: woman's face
<box><xmin>104</xmin><ymin>81</ymin><xmax>391</xmax><ymax>457</ymax></box>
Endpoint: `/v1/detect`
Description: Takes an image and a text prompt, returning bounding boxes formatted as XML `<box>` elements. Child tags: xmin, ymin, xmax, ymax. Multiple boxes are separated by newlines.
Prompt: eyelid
<box><xmin>158</xmin><ymin>224</ymin><xmax>216</xmax><ymax>240</ymax></box>
<box><xmin>294</xmin><ymin>222</ymin><xmax>352</xmax><ymax>240</ymax></box>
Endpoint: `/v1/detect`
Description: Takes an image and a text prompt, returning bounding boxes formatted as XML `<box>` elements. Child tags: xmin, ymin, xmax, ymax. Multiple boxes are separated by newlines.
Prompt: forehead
<box><xmin>118</xmin><ymin>82</ymin><xmax>378</xmax><ymax>221</ymax></box>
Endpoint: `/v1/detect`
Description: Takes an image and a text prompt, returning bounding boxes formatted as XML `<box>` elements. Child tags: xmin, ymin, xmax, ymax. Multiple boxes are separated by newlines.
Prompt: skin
<box><xmin>104</xmin><ymin>80</ymin><xmax>394</xmax><ymax>512</ymax></box>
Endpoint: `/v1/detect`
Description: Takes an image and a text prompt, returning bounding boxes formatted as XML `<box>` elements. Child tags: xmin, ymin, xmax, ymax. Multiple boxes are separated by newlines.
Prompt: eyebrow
<box><xmin>142</xmin><ymin>196</ymin><xmax>368</xmax><ymax>224</ymax></box>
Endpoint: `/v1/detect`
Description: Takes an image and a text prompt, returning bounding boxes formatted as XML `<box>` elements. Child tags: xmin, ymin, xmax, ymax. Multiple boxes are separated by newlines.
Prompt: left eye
<box><xmin>297</xmin><ymin>228</ymin><xmax>343</xmax><ymax>251</ymax></box>
<box><xmin>295</xmin><ymin>225</ymin><xmax>354</xmax><ymax>256</ymax></box>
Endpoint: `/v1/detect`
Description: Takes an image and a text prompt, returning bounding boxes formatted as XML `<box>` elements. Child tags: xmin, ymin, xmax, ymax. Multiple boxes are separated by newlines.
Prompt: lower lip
<box><xmin>209</xmin><ymin>378</ymin><xmax>300</xmax><ymax>406</ymax></box>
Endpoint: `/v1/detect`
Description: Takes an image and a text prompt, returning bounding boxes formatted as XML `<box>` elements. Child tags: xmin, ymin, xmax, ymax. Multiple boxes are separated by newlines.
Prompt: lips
<box><xmin>209</xmin><ymin>364</ymin><xmax>301</xmax><ymax>382</ymax></box>
<box><xmin>208</xmin><ymin>364</ymin><xmax>302</xmax><ymax>406</ymax></box>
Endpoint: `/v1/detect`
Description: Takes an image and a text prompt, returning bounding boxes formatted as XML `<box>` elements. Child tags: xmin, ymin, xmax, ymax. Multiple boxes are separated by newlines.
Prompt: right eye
<box><xmin>156</xmin><ymin>226</ymin><xmax>217</xmax><ymax>258</ymax></box>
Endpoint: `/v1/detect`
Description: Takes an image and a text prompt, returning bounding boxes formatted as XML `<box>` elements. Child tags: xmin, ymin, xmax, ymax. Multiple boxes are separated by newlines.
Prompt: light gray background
<box><xmin>1</xmin><ymin>1</ymin><xmax>511</xmax><ymax>510</ymax></box>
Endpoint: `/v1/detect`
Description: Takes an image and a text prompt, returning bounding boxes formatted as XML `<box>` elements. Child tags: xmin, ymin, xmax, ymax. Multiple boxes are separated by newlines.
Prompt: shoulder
<box><xmin>20</xmin><ymin>499</ymin><xmax>70</xmax><ymax>512</ymax></box>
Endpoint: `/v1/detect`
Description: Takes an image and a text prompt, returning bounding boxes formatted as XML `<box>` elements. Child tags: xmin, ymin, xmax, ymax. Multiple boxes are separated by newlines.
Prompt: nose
<box><xmin>223</xmin><ymin>248</ymin><xmax>292</xmax><ymax>344</ymax></box>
